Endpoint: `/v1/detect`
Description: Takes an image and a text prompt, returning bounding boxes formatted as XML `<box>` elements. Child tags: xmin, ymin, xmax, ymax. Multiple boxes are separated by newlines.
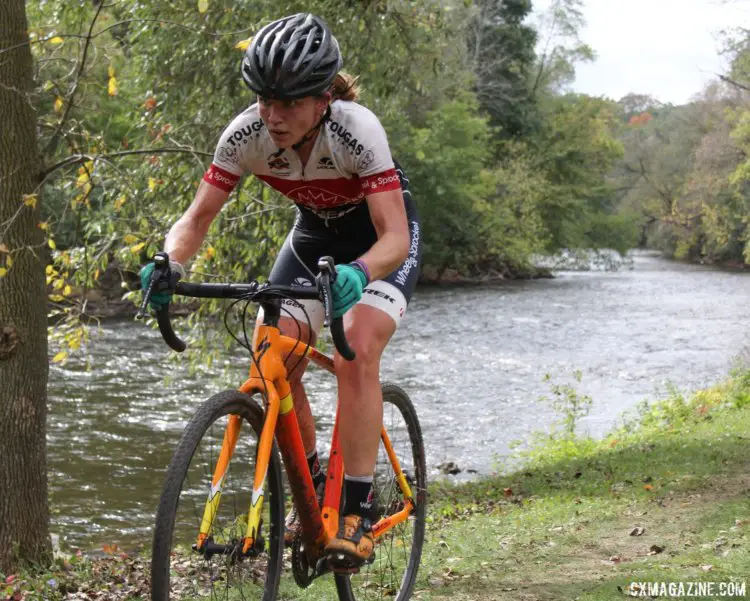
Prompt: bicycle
<box><xmin>141</xmin><ymin>252</ymin><xmax>427</xmax><ymax>601</ymax></box>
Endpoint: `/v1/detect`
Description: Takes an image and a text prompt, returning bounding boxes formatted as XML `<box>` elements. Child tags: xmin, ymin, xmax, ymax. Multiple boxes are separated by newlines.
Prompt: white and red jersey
<box><xmin>202</xmin><ymin>100</ymin><xmax>401</xmax><ymax>213</ymax></box>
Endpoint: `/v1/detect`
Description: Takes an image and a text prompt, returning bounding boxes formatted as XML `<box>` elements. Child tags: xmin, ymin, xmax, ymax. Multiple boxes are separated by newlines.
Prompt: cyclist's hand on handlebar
<box><xmin>331</xmin><ymin>263</ymin><xmax>368</xmax><ymax>318</ymax></box>
<box><xmin>140</xmin><ymin>259</ymin><xmax>185</xmax><ymax>310</ymax></box>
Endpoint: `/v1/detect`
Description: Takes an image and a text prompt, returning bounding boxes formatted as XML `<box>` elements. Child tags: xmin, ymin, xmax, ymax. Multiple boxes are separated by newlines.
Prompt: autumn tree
<box><xmin>0</xmin><ymin>0</ymin><xmax>52</xmax><ymax>573</ymax></box>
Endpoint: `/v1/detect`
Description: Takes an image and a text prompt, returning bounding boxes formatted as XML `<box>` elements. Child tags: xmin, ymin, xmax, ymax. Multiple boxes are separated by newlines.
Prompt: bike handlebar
<box><xmin>138</xmin><ymin>252</ymin><xmax>356</xmax><ymax>361</ymax></box>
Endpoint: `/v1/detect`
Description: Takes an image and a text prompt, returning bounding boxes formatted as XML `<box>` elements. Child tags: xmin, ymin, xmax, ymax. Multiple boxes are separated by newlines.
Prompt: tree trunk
<box><xmin>0</xmin><ymin>0</ymin><xmax>52</xmax><ymax>573</ymax></box>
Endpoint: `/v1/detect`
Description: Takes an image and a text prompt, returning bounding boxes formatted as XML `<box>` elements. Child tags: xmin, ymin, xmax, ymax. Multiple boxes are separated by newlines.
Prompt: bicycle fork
<box><xmin>193</xmin><ymin>382</ymin><xmax>282</xmax><ymax>555</ymax></box>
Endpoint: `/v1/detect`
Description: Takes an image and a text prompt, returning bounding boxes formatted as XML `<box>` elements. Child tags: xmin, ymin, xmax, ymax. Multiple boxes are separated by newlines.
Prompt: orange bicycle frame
<box><xmin>195</xmin><ymin>318</ymin><xmax>415</xmax><ymax>557</ymax></box>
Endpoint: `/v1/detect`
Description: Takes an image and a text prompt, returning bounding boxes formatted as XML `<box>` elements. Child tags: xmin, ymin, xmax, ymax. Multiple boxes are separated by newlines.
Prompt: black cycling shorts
<box><xmin>266</xmin><ymin>163</ymin><xmax>421</xmax><ymax>333</ymax></box>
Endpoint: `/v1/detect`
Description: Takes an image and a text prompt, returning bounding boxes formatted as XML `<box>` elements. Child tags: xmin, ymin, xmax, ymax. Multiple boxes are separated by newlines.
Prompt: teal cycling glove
<box><xmin>331</xmin><ymin>263</ymin><xmax>369</xmax><ymax>318</ymax></box>
<box><xmin>140</xmin><ymin>260</ymin><xmax>184</xmax><ymax>309</ymax></box>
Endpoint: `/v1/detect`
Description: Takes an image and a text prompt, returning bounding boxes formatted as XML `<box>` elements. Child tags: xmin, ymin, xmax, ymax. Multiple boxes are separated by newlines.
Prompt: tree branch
<box><xmin>718</xmin><ymin>73</ymin><xmax>750</xmax><ymax>93</ymax></box>
<box><xmin>41</xmin><ymin>147</ymin><xmax>214</xmax><ymax>179</ymax></box>
<box><xmin>42</xmin><ymin>2</ymin><xmax>105</xmax><ymax>157</ymax></box>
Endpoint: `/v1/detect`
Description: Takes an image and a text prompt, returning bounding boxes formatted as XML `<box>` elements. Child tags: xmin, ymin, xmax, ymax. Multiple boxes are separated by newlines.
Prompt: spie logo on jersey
<box><xmin>267</xmin><ymin>153</ymin><xmax>291</xmax><ymax>174</ymax></box>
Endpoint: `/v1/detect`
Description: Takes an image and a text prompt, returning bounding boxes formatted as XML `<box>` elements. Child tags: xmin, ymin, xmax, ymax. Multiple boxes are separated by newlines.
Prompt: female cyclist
<box><xmin>141</xmin><ymin>12</ymin><xmax>422</xmax><ymax>568</ymax></box>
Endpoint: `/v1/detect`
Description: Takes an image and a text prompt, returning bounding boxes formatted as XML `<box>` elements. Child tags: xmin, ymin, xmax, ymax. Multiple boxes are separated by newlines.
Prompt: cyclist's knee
<box><xmin>334</xmin><ymin>330</ymin><xmax>382</xmax><ymax>378</ymax></box>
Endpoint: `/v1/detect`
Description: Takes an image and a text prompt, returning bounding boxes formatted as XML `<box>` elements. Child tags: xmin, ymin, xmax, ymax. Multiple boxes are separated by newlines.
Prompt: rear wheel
<box><xmin>335</xmin><ymin>383</ymin><xmax>427</xmax><ymax>601</ymax></box>
<box><xmin>151</xmin><ymin>390</ymin><xmax>284</xmax><ymax>601</ymax></box>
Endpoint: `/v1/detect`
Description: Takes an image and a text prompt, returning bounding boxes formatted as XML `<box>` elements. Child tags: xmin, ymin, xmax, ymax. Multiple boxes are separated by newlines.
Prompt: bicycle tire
<box><xmin>151</xmin><ymin>390</ymin><xmax>285</xmax><ymax>601</ymax></box>
<box><xmin>335</xmin><ymin>383</ymin><xmax>427</xmax><ymax>601</ymax></box>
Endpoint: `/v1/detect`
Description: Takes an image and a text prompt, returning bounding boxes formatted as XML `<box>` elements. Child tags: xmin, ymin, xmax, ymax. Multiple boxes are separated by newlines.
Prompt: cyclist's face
<box><xmin>258</xmin><ymin>95</ymin><xmax>328</xmax><ymax>148</ymax></box>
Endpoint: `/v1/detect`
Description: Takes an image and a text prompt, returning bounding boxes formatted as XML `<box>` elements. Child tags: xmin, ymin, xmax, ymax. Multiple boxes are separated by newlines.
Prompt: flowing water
<box><xmin>47</xmin><ymin>251</ymin><xmax>750</xmax><ymax>550</ymax></box>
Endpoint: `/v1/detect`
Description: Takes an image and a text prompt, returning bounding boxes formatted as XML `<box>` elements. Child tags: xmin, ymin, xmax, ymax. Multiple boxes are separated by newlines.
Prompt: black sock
<box><xmin>307</xmin><ymin>450</ymin><xmax>326</xmax><ymax>488</ymax></box>
<box><xmin>343</xmin><ymin>475</ymin><xmax>374</xmax><ymax>518</ymax></box>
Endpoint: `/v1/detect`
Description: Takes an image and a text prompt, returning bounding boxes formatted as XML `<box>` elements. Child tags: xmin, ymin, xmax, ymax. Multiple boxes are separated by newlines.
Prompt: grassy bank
<box><xmin>421</xmin><ymin>371</ymin><xmax>750</xmax><ymax>600</ymax></box>
<box><xmin>4</xmin><ymin>372</ymin><xmax>749</xmax><ymax>600</ymax></box>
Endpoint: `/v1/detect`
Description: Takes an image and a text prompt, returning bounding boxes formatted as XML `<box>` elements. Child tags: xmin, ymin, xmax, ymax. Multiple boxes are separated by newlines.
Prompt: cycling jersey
<box><xmin>267</xmin><ymin>164</ymin><xmax>421</xmax><ymax>332</ymax></box>
<box><xmin>203</xmin><ymin>100</ymin><xmax>402</xmax><ymax>218</ymax></box>
<box><xmin>203</xmin><ymin>100</ymin><xmax>422</xmax><ymax>329</ymax></box>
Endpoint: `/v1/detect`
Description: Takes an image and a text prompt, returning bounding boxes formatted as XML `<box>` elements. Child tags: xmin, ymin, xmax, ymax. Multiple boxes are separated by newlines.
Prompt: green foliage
<box><xmin>608</xmin><ymin>33</ymin><xmax>750</xmax><ymax>266</ymax></box>
<box><xmin>18</xmin><ymin>0</ymin><xmax>644</xmax><ymax>361</ymax></box>
<box><xmin>532</xmin><ymin>94</ymin><xmax>625</xmax><ymax>252</ymax></box>
<box><xmin>465</xmin><ymin>0</ymin><xmax>539</xmax><ymax>137</ymax></box>
<box><xmin>539</xmin><ymin>370</ymin><xmax>593</xmax><ymax>438</ymax></box>
<box><xmin>397</xmin><ymin>95</ymin><xmax>494</xmax><ymax>275</ymax></box>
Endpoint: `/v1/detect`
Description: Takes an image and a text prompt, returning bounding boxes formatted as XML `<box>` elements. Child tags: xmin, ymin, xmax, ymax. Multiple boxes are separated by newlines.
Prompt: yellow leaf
<box><xmin>23</xmin><ymin>194</ymin><xmax>38</xmax><ymax>208</ymax></box>
<box><xmin>235</xmin><ymin>37</ymin><xmax>252</xmax><ymax>51</ymax></box>
<box><xmin>94</xmin><ymin>269</ymin><xmax>100</xmax><ymax>280</ymax></box>
<box><xmin>49</xmin><ymin>36</ymin><xmax>64</xmax><ymax>45</ymax></box>
<box><xmin>108</xmin><ymin>65</ymin><xmax>116</xmax><ymax>78</ymax></box>
<box><xmin>148</xmin><ymin>177</ymin><xmax>158</xmax><ymax>191</ymax></box>
<box><xmin>108</xmin><ymin>76</ymin><xmax>118</xmax><ymax>97</ymax></box>
<box><xmin>130</xmin><ymin>242</ymin><xmax>146</xmax><ymax>254</ymax></box>
<box><xmin>48</xmin><ymin>238</ymin><xmax>56</xmax><ymax>250</ymax></box>
<box><xmin>52</xmin><ymin>351</ymin><xmax>68</xmax><ymax>363</ymax></box>
<box><xmin>63</xmin><ymin>284</ymin><xmax>72</xmax><ymax>296</ymax></box>
<box><xmin>54</xmin><ymin>97</ymin><xmax>63</xmax><ymax>113</ymax></box>
<box><xmin>38</xmin><ymin>221</ymin><xmax>49</xmax><ymax>231</ymax></box>
<box><xmin>198</xmin><ymin>0</ymin><xmax>208</xmax><ymax>13</ymax></box>
<box><xmin>46</xmin><ymin>265</ymin><xmax>55</xmax><ymax>275</ymax></box>
<box><xmin>123</xmin><ymin>234</ymin><xmax>138</xmax><ymax>244</ymax></box>
<box><xmin>6</xmin><ymin>256</ymin><xmax>12</xmax><ymax>268</ymax></box>
<box><xmin>114</xmin><ymin>195</ymin><xmax>126</xmax><ymax>210</ymax></box>
<box><xmin>0</xmin><ymin>268</ymin><xmax>7</xmax><ymax>278</ymax></box>
<box><xmin>49</xmin><ymin>294</ymin><xmax>64</xmax><ymax>301</ymax></box>
<box><xmin>205</xmin><ymin>246</ymin><xmax>215</xmax><ymax>259</ymax></box>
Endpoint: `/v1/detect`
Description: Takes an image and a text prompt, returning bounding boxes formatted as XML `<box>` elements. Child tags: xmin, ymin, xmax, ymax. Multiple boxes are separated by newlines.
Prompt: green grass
<box><xmin>4</xmin><ymin>372</ymin><xmax>750</xmax><ymax>600</ymax></box>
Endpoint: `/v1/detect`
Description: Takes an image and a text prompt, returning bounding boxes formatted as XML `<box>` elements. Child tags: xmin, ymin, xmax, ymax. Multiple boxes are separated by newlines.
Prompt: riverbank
<box><xmin>8</xmin><ymin>369</ymin><xmax>749</xmax><ymax>600</ymax></box>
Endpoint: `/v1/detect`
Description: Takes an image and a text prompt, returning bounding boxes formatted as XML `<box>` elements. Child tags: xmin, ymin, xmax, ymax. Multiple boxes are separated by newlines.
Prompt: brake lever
<box><xmin>136</xmin><ymin>252</ymin><xmax>170</xmax><ymax>319</ymax></box>
<box><xmin>316</xmin><ymin>256</ymin><xmax>336</xmax><ymax>327</ymax></box>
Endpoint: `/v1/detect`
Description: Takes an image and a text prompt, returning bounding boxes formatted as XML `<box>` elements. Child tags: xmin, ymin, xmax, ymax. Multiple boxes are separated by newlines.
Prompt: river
<box><xmin>47</xmin><ymin>251</ymin><xmax>750</xmax><ymax>550</ymax></box>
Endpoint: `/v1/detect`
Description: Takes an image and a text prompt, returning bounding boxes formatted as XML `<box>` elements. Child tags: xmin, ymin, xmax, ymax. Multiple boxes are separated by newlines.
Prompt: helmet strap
<box><xmin>291</xmin><ymin>105</ymin><xmax>332</xmax><ymax>151</ymax></box>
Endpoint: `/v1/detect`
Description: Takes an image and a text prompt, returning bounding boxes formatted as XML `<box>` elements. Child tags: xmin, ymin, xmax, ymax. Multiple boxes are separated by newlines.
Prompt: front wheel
<box><xmin>335</xmin><ymin>383</ymin><xmax>427</xmax><ymax>601</ymax></box>
<box><xmin>151</xmin><ymin>390</ymin><xmax>284</xmax><ymax>601</ymax></box>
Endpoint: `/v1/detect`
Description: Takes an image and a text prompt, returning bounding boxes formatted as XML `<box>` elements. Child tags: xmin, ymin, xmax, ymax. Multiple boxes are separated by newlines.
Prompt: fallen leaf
<box><xmin>701</xmin><ymin>564</ymin><xmax>713</xmax><ymax>571</ymax></box>
<box><xmin>503</xmin><ymin>487</ymin><xmax>513</xmax><ymax>498</ymax></box>
<box><xmin>630</xmin><ymin>527</ymin><xmax>645</xmax><ymax>536</ymax></box>
<box><xmin>648</xmin><ymin>544</ymin><xmax>664</xmax><ymax>555</ymax></box>
<box><xmin>643</xmin><ymin>484</ymin><xmax>653</xmax><ymax>491</ymax></box>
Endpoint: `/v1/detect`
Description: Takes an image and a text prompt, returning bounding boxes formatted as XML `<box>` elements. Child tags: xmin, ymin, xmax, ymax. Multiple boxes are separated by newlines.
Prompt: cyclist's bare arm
<box><xmin>359</xmin><ymin>188</ymin><xmax>410</xmax><ymax>280</ymax></box>
<box><xmin>165</xmin><ymin>181</ymin><xmax>230</xmax><ymax>265</ymax></box>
